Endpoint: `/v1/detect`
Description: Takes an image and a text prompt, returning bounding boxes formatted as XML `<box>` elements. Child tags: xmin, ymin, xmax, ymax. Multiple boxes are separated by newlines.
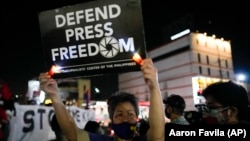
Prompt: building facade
<box><xmin>118</xmin><ymin>32</ymin><xmax>234</xmax><ymax>111</ymax></box>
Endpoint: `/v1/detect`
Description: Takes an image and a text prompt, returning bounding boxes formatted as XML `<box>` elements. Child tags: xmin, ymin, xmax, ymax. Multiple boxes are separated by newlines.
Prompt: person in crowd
<box><xmin>202</xmin><ymin>80</ymin><xmax>250</xmax><ymax>125</ymax></box>
<box><xmin>84</xmin><ymin>120</ymin><xmax>103</xmax><ymax>135</ymax></box>
<box><xmin>39</xmin><ymin>58</ymin><xmax>165</xmax><ymax>141</ymax></box>
<box><xmin>163</xmin><ymin>94</ymin><xmax>190</xmax><ymax>141</ymax></box>
<box><xmin>50</xmin><ymin>114</ymin><xmax>67</xmax><ymax>141</ymax></box>
<box><xmin>137</xmin><ymin>118</ymin><xmax>150</xmax><ymax>136</ymax></box>
<box><xmin>163</xmin><ymin>94</ymin><xmax>190</xmax><ymax>125</ymax></box>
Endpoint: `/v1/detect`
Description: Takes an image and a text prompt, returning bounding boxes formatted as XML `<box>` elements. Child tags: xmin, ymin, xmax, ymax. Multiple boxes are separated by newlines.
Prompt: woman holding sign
<box><xmin>39</xmin><ymin>58</ymin><xmax>165</xmax><ymax>141</ymax></box>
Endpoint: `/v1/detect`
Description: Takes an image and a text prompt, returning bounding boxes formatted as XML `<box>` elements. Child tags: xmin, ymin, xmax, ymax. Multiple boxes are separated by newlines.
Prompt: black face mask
<box><xmin>111</xmin><ymin>122</ymin><xmax>137</xmax><ymax>140</ymax></box>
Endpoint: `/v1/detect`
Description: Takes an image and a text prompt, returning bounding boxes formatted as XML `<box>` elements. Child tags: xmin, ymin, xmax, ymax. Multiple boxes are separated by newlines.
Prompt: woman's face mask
<box><xmin>202</xmin><ymin>107</ymin><xmax>230</xmax><ymax>124</ymax></box>
<box><xmin>111</xmin><ymin>122</ymin><xmax>137</xmax><ymax>140</ymax></box>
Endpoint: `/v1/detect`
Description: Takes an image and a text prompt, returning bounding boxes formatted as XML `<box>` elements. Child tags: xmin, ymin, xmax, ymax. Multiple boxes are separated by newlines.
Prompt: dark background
<box><xmin>1</xmin><ymin>0</ymin><xmax>250</xmax><ymax>95</ymax></box>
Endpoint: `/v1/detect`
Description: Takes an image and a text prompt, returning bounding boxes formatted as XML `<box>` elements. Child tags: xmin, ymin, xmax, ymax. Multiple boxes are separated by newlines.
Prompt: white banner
<box><xmin>8</xmin><ymin>103</ymin><xmax>95</xmax><ymax>141</ymax></box>
<box><xmin>68</xmin><ymin>106</ymin><xmax>95</xmax><ymax>129</ymax></box>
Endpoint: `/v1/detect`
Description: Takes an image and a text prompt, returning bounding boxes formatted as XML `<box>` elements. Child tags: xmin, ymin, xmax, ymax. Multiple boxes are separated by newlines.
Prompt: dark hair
<box><xmin>51</xmin><ymin>114</ymin><xmax>64</xmax><ymax>132</ymax></box>
<box><xmin>50</xmin><ymin>114</ymin><xmax>64</xmax><ymax>140</ymax></box>
<box><xmin>163</xmin><ymin>94</ymin><xmax>186</xmax><ymax>114</ymax></box>
<box><xmin>202</xmin><ymin>81</ymin><xmax>249</xmax><ymax>121</ymax></box>
<box><xmin>107</xmin><ymin>91</ymin><xmax>139</xmax><ymax>120</ymax></box>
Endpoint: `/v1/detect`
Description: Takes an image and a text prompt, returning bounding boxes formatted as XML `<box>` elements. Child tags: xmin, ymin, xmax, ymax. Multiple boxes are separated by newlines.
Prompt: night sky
<box><xmin>1</xmin><ymin>0</ymin><xmax>250</xmax><ymax>95</ymax></box>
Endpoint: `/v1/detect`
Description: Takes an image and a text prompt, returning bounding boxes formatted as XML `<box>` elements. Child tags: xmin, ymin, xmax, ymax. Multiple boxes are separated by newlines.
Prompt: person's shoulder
<box><xmin>238</xmin><ymin>120</ymin><xmax>250</xmax><ymax>125</ymax></box>
<box><xmin>134</xmin><ymin>134</ymin><xmax>147</xmax><ymax>141</ymax></box>
<box><xmin>165</xmin><ymin>122</ymin><xmax>192</xmax><ymax>132</ymax></box>
<box><xmin>88</xmin><ymin>132</ymin><xmax>112</xmax><ymax>141</ymax></box>
<box><xmin>165</xmin><ymin>122</ymin><xmax>190</xmax><ymax>127</ymax></box>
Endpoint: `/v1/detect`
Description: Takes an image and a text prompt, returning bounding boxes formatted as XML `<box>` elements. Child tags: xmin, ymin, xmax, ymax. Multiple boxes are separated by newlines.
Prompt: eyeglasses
<box><xmin>207</xmin><ymin>105</ymin><xmax>223</xmax><ymax>110</ymax></box>
<box><xmin>206</xmin><ymin>106</ymin><xmax>231</xmax><ymax>113</ymax></box>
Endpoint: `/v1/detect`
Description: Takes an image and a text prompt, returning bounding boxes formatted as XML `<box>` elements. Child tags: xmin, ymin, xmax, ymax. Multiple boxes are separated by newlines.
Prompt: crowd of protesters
<box><xmin>0</xmin><ymin>66</ymin><xmax>250</xmax><ymax>141</ymax></box>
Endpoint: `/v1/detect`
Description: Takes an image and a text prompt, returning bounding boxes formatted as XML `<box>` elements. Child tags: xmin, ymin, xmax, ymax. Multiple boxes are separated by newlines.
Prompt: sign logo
<box><xmin>99</xmin><ymin>36</ymin><xmax>119</xmax><ymax>58</ymax></box>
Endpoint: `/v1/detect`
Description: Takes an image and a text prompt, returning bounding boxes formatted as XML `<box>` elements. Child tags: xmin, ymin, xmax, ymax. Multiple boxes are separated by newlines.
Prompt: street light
<box><xmin>236</xmin><ymin>73</ymin><xmax>246</xmax><ymax>82</ymax></box>
<box><xmin>235</xmin><ymin>73</ymin><xmax>248</xmax><ymax>92</ymax></box>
